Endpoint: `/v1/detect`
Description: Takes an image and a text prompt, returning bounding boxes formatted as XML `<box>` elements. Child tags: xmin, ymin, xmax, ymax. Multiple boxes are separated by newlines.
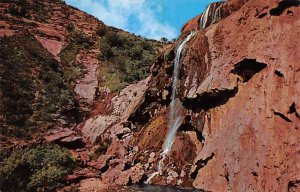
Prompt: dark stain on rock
<box><xmin>182</xmin><ymin>87</ymin><xmax>238</xmax><ymax>112</ymax></box>
<box><xmin>231</xmin><ymin>58</ymin><xmax>267</xmax><ymax>82</ymax></box>
<box><xmin>190</xmin><ymin>153</ymin><xmax>215</xmax><ymax>180</ymax></box>
<box><xmin>274</xmin><ymin>70</ymin><xmax>284</xmax><ymax>78</ymax></box>
<box><xmin>288</xmin><ymin>102</ymin><xmax>300</xmax><ymax>119</ymax></box>
<box><xmin>270</xmin><ymin>0</ymin><xmax>300</xmax><ymax>16</ymax></box>
<box><xmin>273</xmin><ymin>111</ymin><xmax>292</xmax><ymax>123</ymax></box>
<box><xmin>288</xmin><ymin>179</ymin><xmax>300</xmax><ymax>191</ymax></box>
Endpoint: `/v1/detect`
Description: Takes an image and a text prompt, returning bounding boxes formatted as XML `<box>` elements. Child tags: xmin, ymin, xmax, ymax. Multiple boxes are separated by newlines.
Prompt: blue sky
<box><xmin>65</xmin><ymin>0</ymin><xmax>219</xmax><ymax>40</ymax></box>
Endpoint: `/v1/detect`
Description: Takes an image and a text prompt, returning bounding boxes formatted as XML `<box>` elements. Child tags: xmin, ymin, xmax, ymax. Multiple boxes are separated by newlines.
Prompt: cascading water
<box><xmin>200</xmin><ymin>3</ymin><xmax>212</xmax><ymax>29</ymax></box>
<box><xmin>199</xmin><ymin>2</ymin><xmax>223</xmax><ymax>29</ymax></box>
<box><xmin>146</xmin><ymin>31</ymin><xmax>195</xmax><ymax>183</ymax></box>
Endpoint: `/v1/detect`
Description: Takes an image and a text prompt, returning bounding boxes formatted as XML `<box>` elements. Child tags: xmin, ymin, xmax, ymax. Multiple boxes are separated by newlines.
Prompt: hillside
<box><xmin>0</xmin><ymin>0</ymin><xmax>299</xmax><ymax>191</ymax></box>
<box><xmin>0</xmin><ymin>0</ymin><xmax>162</xmax><ymax>140</ymax></box>
<box><xmin>0</xmin><ymin>0</ymin><xmax>163</xmax><ymax>191</ymax></box>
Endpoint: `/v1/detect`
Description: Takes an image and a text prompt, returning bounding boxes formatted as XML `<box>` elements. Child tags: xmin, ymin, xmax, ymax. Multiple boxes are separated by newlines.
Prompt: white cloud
<box><xmin>65</xmin><ymin>0</ymin><xmax>177</xmax><ymax>40</ymax></box>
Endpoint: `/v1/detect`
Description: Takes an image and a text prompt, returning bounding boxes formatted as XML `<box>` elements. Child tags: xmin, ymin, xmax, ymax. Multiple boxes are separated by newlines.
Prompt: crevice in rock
<box><xmin>127</xmin><ymin>177</ymin><xmax>133</xmax><ymax>186</ymax></box>
<box><xmin>275</xmin><ymin>70</ymin><xmax>284</xmax><ymax>78</ymax></box>
<box><xmin>179</xmin><ymin>115</ymin><xmax>205</xmax><ymax>142</ymax></box>
<box><xmin>270</xmin><ymin>0</ymin><xmax>300</xmax><ymax>16</ymax></box>
<box><xmin>124</xmin><ymin>162</ymin><xmax>133</xmax><ymax>171</ymax></box>
<box><xmin>128</xmin><ymin>89</ymin><xmax>159</xmax><ymax>127</ymax></box>
<box><xmin>222</xmin><ymin>164</ymin><xmax>230</xmax><ymax>183</ymax></box>
<box><xmin>288</xmin><ymin>102</ymin><xmax>300</xmax><ymax>119</ymax></box>
<box><xmin>231</xmin><ymin>58</ymin><xmax>267</xmax><ymax>82</ymax></box>
<box><xmin>190</xmin><ymin>153</ymin><xmax>215</xmax><ymax>180</ymax></box>
<box><xmin>95</xmin><ymin>137</ymin><xmax>112</xmax><ymax>156</ymax></box>
<box><xmin>225</xmin><ymin>172</ymin><xmax>230</xmax><ymax>183</ymax></box>
<box><xmin>99</xmin><ymin>162</ymin><xmax>109</xmax><ymax>174</ymax></box>
<box><xmin>116</xmin><ymin>129</ymin><xmax>131</xmax><ymax>140</ymax></box>
<box><xmin>287</xmin><ymin>10</ymin><xmax>294</xmax><ymax>16</ymax></box>
<box><xmin>251</xmin><ymin>171</ymin><xmax>258</xmax><ymax>177</ymax></box>
<box><xmin>255</xmin><ymin>6</ymin><xmax>269</xmax><ymax>18</ymax></box>
<box><xmin>183</xmin><ymin>87</ymin><xmax>238</xmax><ymax>112</ymax></box>
<box><xmin>273</xmin><ymin>111</ymin><xmax>292</xmax><ymax>123</ymax></box>
<box><xmin>288</xmin><ymin>179</ymin><xmax>300</xmax><ymax>191</ymax></box>
<box><xmin>258</xmin><ymin>12</ymin><xmax>267</xmax><ymax>18</ymax></box>
<box><xmin>138</xmin><ymin>174</ymin><xmax>148</xmax><ymax>184</ymax></box>
<box><xmin>56</xmin><ymin>138</ymin><xmax>85</xmax><ymax>150</ymax></box>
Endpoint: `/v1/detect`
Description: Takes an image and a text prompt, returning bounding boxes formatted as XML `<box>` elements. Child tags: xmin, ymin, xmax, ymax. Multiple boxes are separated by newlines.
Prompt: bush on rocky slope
<box><xmin>98</xmin><ymin>30</ymin><xmax>161</xmax><ymax>92</ymax></box>
<box><xmin>0</xmin><ymin>33</ymin><xmax>80</xmax><ymax>139</ymax></box>
<box><xmin>0</xmin><ymin>144</ymin><xmax>75</xmax><ymax>192</ymax></box>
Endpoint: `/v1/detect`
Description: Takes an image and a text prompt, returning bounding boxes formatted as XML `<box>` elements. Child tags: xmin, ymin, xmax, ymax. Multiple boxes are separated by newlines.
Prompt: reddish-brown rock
<box><xmin>99</xmin><ymin>0</ymin><xmax>299</xmax><ymax>191</ymax></box>
<box><xmin>179</xmin><ymin>0</ymin><xmax>300</xmax><ymax>191</ymax></box>
<box><xmin>44</xmin><ymin>129</ymin><xmax>85</xmax><ymax>149</ymax></box>
<box><xmin>181</xmin><ymin>15</ymin><xmax>202</xmax><ymax>33</ymax></box>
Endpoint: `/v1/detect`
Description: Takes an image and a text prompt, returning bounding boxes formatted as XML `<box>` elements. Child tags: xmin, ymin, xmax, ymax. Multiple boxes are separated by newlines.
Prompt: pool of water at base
<box><xmin>113</xmin><ymin>184</ymin><xmax>204</xmax><ymax>192</ymax></box>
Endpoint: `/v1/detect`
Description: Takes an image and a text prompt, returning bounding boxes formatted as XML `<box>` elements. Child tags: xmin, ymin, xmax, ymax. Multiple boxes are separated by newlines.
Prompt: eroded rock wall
<box><xmin>180</xmin><ymin>0</ymin><xmax>300</xmax><ymax>191</ymax></box>
<box><xmin>98</xmin><ymin>0</ymin><xmax>300</xmax><ymax>191</ymax></box>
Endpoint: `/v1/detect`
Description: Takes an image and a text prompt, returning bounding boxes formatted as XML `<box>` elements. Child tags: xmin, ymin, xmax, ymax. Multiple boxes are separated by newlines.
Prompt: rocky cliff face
<box><xmin>97</xmin><ymin>0</ymin><xmax>299</xmax><ymax>191</ymax></box>
<box><xmin>0</xmin><ymin>0</ymin><xmax>299</xmax><ymax>191</ymax></box>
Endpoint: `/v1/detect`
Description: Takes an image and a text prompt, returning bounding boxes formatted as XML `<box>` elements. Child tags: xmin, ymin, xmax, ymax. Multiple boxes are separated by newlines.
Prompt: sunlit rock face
<box><xmin>98</xmin><ymin>0</ymin><xmax>299</xmax><ymax>191</ymax></box>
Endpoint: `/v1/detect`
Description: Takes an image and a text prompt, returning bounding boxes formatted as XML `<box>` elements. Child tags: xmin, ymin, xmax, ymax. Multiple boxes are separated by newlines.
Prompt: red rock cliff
<box><xmin>98</xmin><ymin>0</ymin><xmax>300</xmax><ymax>191</ymax></box>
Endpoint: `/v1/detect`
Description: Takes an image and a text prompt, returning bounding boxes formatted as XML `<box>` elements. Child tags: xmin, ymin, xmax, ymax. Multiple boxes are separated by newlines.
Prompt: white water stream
<box><xmin>199</xmin><ymin>2</ymin><xmax>223</xmax><ymax>29</ymax></box>
<box><xmin>146</xmin><ymin>31</ymin><xmax>195</xmax><ymax>183</ymax></box>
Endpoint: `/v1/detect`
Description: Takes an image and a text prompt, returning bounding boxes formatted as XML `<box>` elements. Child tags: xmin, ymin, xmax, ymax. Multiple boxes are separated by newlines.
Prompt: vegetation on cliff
<box><xmin>0</xmin><ymin>34</ymin><xmax>80</xmax><ymax>139</ymax></box>
<box><xmin>98</xmin><ymin>27</ymin><xmax>162</xmax><ymax>91</ymax></box>
<box><xmin>0</xmin><ymin>144</ymin><xmax>75</xmax><ymax>192</ymax></box>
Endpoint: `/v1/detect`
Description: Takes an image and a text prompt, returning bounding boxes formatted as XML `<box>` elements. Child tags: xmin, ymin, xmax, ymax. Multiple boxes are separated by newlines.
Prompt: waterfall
<box><xmin>200</xmin><ymin>3</ymin><xmax>212</xmax><ymax>29</ymax></box>
<box><xmin>199</xmin><ymin>2</ymin><xmax>223</xmax><ymax>29</ymax></box>
<box><xmin>146</xmin><ymin>31</ymin><xmax>195</xmax><ymax>183</ymax></box>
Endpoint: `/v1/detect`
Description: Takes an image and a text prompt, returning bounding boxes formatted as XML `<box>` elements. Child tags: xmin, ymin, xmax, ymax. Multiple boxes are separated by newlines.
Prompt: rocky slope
<box><xmin>0</xmin><ymin>0</ymin><xmax>162</xmax><ymax>140</ymax></box>
<box><xmin>0</xmin><ymin>0</ymin><xmax>299</xmax><ymax>191</ymax></box>
<box><xmin>0</xmin><ymin>0</ymin><xmax>162</xmax><ymax>191</ymax></box>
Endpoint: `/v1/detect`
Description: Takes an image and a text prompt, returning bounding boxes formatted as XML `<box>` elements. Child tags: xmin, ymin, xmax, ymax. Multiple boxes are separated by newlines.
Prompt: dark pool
<box><xmin>114</xmin><ymin>184</ymin><xmax>204</xmax><ymax>192</ymax></box>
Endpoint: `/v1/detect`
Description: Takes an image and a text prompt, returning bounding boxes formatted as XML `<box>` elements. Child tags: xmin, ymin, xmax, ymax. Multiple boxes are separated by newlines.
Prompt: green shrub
<box><xmin>64</xmin><ymin>66</ymin><xmax>84</xmax><ymax>83</ymax></box>
<box><xmin>99</xmin><ymin>40</ymin><xmax>115</xmax><ymax>61</ymax></box>
<box><xmin>69</xmin><ymin>30</ymin><xmax>93</xmax><ymax>47</ymax></box>
<box><xmin>96</xmin><ymin>25</ymin><xmax>107</xmax><ymax>37</ymax></box>
<box><xmin>0</xmin><ymin>144</ymin><xmax>75</xmax><ymax>192</ymax></box>
<box><xmin>105</xmin><ymin>31</ymin><xmax>127</xmax><ymax>48</ymax></box>
<box><xmin>98</xmin><ymin>30</ymin><xmax>161</xmax><ymax>92</ymax></box>
<box><xmin>0</xmin><ymin>36</ymin><xmax>36</xmax><ymax>138</ymax></box>
<box><xmin>66</xmin><ymin>22</ymin><xmax>75</xmax><ymax>32</ymax></box>
<box><xmin>7</xmin><ymin>0</ymin><xmax>28</xmax><ymax>17</ymax></box>
<box><xmin>60</xmin><ymin>43</ymin><xmax>78</xmax><ymax>66</ymax></box>
<box><xmin>160</xmin><ymin>37</ymin><xmax>168</xmax><ymax>44</ymax></box>
<box><xmin>0</xmin><ymin>34</ymin><xmax>81</xmax><ymax>137</ymax></box>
